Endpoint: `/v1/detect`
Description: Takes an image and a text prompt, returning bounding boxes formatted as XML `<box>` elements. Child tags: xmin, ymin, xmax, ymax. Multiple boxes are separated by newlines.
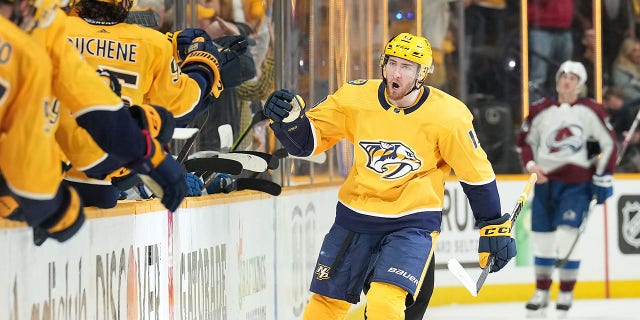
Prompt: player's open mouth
<box><xmin>392</xmin><ymin>82</ymin><xmax>400</xmax><ymax>89</ymax></box>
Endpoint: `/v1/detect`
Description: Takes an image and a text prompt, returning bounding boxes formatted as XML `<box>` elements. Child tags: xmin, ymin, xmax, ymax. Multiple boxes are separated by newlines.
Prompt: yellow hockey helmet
<box><xmin>380</xmin><ymin>32</ymin><xmax>433</xmax><ymax>84</ymax></box>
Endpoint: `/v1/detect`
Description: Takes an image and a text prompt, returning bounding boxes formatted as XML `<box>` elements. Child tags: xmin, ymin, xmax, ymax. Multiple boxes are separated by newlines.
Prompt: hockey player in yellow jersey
<box><xmin>263</xmin><ymin>33</ymin><xmax>517</xmax><ymax>319</ymax></box>
<box><xmin>56</xmin><ymin>0</ymin><xmax>234</xmax><ymax>204</ymax></box>
<box><xmin>0</xmin><ymin>0</ymin><xmax>85</xmax><ymax>245</ymax></box>
<box><xmin>0</xmin><ymin>0</ymin><xmax>188</xmax><ymax>235</ymax></box>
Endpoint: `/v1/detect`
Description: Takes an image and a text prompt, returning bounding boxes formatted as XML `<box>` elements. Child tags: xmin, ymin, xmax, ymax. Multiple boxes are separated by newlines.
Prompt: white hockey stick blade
<box><xmin>217</xmin><ymin>153</ymin><xmax>268</xmax><ymax>172</ymax></box>
<box><xmin>190</xmin><ymin>151</ymin><xmax>268</xmax><ymax>172</ymax></box>
<box><xmin>447</xmin><ymin>258</ymin><xmax>478</xmax><ymax>297</ymax></box>
<box><xmin>289</xmin><ymin>152</ymin><xmax>327</xmax><ymax>164</ymax></box>
<box><xmin>172</xmin><ymin>128</ymin><xmax>199</xmax><ymax>140</ymax></box>
<box><xmin>218</xmin><ymin>124</ymin><xmax>233</xmax><ymax>152</ymax></box>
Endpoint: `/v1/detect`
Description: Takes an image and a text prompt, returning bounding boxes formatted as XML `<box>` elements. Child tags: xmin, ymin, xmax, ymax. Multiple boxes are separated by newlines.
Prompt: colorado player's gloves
<box><xmin>264</xmin><ymin>89</ymin><xmax>306</xmax><ymax>123</ymax></box>
<box><xmin>28</xmin><ymin>184</ymin><xmax>86</xmax><ymax>246</ymax></box>
<box><xmin>591</xmin><ymin>174</ymin><xmax>613</xmax><ymax>204</ymax></box>
<box><xmin>477</xmin><ymin>214</ymin><xmax>516</xmax><ymax>273</ymax></box>
<box><xmin>185</xmin><ymin>173</ymin><xmax>204</xmax><ymax>197</ymax></box>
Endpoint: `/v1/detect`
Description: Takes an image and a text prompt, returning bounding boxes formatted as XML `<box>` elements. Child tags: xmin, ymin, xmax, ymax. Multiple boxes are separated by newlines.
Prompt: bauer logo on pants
<box><xmin>618</xmin><ymin>195</ymin><xmax>640</xmax><ymax>253</ymax></box>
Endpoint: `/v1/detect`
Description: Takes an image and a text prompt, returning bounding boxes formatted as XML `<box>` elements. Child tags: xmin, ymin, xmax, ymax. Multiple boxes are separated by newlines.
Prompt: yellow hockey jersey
<box><xmin>0</xmin><ymin>16</ymin><xmax>62</xmax><ymax>199</ymax></box>
<box><xmin>304</xmin><ymin>80</ymin><xmax>499</xmax><ymax>231</ymax></box>
<box><xmin>60</xmin><ymin>16</ymin><xmax>207</xmax><ymax>177</ymax></box>
<box><xmin>64</xmin><ymin>16</ymin><xmax>202</xmax><ymax>118</ymax></box>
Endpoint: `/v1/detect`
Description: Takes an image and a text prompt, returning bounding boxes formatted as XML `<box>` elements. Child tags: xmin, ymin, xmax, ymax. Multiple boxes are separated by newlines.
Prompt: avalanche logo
<box><xmin>546</xmin><ymin>124</ymin><xmax>584</xmax><ymax>153</ymax></box>
<box><xmin>359</xmin><ymin>140</ymin><xmax>421</xmax><ymax>179</ymax></box>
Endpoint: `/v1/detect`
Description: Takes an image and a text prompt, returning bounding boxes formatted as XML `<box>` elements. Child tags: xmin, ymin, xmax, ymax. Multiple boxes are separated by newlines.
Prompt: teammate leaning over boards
<box><xmin>263</xmin><ymin>32</ymin><xmax>516</xmax><ymax>320</ymax></box>
<box><xmin>517</xmin><ymin>60</ymin><xmax>617</xmax><ymax>317</ymax></box>
<box><xmin>12</xmin><ymin>0</ymin><xmax>188</xmax><ymax>212</ymax></box>
<box><xmin>55</xmin><ymin>0</ymin><xmax>234</xmax><ymax>206</ymax></box>
<box><xmin>0</xmin><ymin>0</ymin><xmax>116</xmax><ymax>245</ymax></box>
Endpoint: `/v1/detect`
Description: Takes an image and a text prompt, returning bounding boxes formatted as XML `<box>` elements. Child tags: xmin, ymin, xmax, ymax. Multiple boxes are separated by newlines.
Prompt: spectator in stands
<box><xmin>603</xmin><ymin>87</ymin><xmax>640</xmax><ymax>172</ymax></box>
<box><xmin>464</xmin><ymin>0</ymin><xmax>507</xmax><ymax>96</ymax></box>
<box><xmin>528</xmin><ymin>0</ymin><xmax>575</xmax><ymax>102</ymax></box>
<box><xmin>612</xmin><ymin>37</ymin><xmax>640</xmax><ymax>101</ymax></box>
<box><xmin>576</xmin><ymin>27</ymin><xmax>597</xmax><ymax>97</ymax></box>
<box><xmin>194</xmin><ymin>16</ymin><xmax>257</xmax><ymax>152</ymax></box>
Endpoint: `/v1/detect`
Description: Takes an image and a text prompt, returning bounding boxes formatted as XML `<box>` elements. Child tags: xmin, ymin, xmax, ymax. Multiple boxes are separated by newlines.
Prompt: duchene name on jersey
<box><xmin>68</xmin><ymin>36</ymin><xmax>137</xmax><ymax>63</ymax></box>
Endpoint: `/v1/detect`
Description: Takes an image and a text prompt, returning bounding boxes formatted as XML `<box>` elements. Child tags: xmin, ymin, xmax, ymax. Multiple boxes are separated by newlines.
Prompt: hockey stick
<box><xmin>447</xmin><ymin>258</ymin><xmax>478</xmax><ymax>297</ymax></box>
<box><xmin>231</xmin><ymin>150</ymin><xmax>279</xmax><ymax>170</ymax></box>
<box><xmin>235</xmin><ymin>178</ymin><xmax>282</xmax><ymax>196</ymax></box>
<box><xmin>475</xmin><ymin>173</ymin><xmax>537</xmax><ymax>294</ymax></box>
<box><xmin>200</xmin><ymin>172</ymin><xmax>282</xmax><ymax>196</ymax></box>
<box><xmin>176</xmin><ymin>128</ymin><xmax>200</xmax><ymax>164</ymax></box>
<box><xmin>272</xmin><ymin>148</ymin><xmax>328</xmax><ymax>164</ymax></box>
<box><xmin>555</xmin><ymin>114</ymin><xmax>637</xmax><ymax>266</ymax></box>
<box><xmin>554</xmin><ymin>196</ymin><xmax>598</xmax><ymax>268</ymax></box>
<box><xmin>616</xmin><ymin>106</ymin><xmax>640</xmax><ymax>166</ymax></box>
<box><xmin>183</xmin><ymin>158</ymin><xmax>243</xmax><ymax>175</ymax></box>
<box><xmin>188</xmin><ymin>151</ymin><xmax>268</xmax><ymax>172</ymax></box>
<box><xmin>171</xmin><ymin>128</ymin><xmax>200</xmax><ymax>140</ymax></box>
<box><xmin>230</xmin><ymin>111</ymin><xmax>267</xmax><ymax>152</ymax></box>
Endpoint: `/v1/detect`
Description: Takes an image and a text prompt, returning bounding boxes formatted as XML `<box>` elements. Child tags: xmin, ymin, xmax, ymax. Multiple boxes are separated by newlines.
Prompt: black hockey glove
<box><xmin>129</xmin><ymin>104</ymin><xmax>176</xmax><ymax>145</ymax></box>
<box><xmin>167</xmin><ymin>28</ymin><xmax>224</xmax><ymax>97</ymax></box>
<box><xmin>477</xmin><ymin>213</ymin><xmax>516</xmax><ymax>272</ymax></box>
<box><xmin>264</xmin><ymin>89</ymin><xmax>306</xmax><ymax>123</ymax></box>
<box><xmin>129</xmin><ymin>137</ymin><xmax>188</xmax><ymax>212</ymax></box>
<box><xmin>29</xmin><ymin>184</ymin><xmax>86</xmax><ymax>246</ymax></box>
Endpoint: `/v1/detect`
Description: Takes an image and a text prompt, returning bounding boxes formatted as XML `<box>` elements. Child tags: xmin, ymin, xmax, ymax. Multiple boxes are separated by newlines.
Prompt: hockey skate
<box><xmin>525</xmin><ymin>289</ymin><xmax>550</xmax><ymax>318</ymax></box>
<box><xmin>556</xmin><ymin>291</ymin><xmax>573</xmax><ymax>319</ymax></box>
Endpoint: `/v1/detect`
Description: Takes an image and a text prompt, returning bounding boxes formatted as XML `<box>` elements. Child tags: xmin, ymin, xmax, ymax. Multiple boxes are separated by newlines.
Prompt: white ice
<box><xmin>425</xmin><ymin>298</ymin><xmax>640</xmax><ymax>320</ymax></box>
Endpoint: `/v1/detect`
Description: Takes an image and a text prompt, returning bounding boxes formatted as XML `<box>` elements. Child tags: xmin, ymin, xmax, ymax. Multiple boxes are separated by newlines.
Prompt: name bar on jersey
<box><xmin>68</xmin><ymin>37</ymin><xmax>137</xmax><ymax>63</ymax></box>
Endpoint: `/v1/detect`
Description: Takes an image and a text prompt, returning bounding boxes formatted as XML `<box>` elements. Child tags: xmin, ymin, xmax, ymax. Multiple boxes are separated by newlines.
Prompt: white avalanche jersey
<box><xmin>517</xmin><ymin>97</ymin><xmax>618</xmax><ymax>183</ymax></box>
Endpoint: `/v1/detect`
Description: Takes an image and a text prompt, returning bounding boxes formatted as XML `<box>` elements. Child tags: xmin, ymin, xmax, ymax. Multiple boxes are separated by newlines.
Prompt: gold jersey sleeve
<box><xmin>0</xmin><ymin>17</ymin><xmax>62</xmax><ymax>199</ymax></box>
<box><xmin>30</xmin><ymin>9</ymin><xmax>124</xmax><ymax>117</ymax></box>
<box><xmin>307</xmin><ymin>80</ymin><xmax>495</xmax><ymax>216</ymax></box>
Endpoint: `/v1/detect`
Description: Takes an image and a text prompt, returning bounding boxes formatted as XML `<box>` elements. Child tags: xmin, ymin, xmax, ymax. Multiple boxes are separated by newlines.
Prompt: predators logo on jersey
<box><xmin>359</xmin><ymin>140</ymin><xmax>421</xmax><ymax>179</ymax></box>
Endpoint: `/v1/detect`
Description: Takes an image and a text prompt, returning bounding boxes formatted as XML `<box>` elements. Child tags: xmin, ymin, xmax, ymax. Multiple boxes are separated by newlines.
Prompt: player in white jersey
<box><xmin>517</xmin><ymin>60</ymin><xmax>617</xmax><ymax>317</ymax></box>
<box><xmin>263</xmin><ymin>32</ymin><xmax>516</xmax><ymax>320</ymax></box>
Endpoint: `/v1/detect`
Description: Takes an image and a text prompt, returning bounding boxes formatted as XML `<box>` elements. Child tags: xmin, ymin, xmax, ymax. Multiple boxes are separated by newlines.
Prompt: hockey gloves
<box><xmin>167</xmin><ymin>28</ymin><xmax>224</xmax><ymax>97</ymax></box>
<box><xmin>28</xmin><ymin>184</ymin><xmax>86</xmax><ymax>246</ymax></box>
<box><xmin>477</xmin><ymin>213</ymin><xmax>516</xmax><ymax>273</ymax></box>
<box><xmin>205</xmin><ymin>173</ymin><xmax>236</xmax><ymax>194</ymax></box>
<box><xmin>592</xmin><ymin>174</ymin><xmax>613</xmax><ymax>204</ymax></box>
<box><xmin>264</xmin><ymin>89</ymin><xmax>306</xmax><ymax>123</ymax></box>
<box><xmin>129</xmin><ymin>104</ymin><xmax>176</xmax><ymax>145</ymax></box>
<box><xmin>185</xmin><ymin>173</ymin><xmax>204</xmax><ymax>197</ymax></box>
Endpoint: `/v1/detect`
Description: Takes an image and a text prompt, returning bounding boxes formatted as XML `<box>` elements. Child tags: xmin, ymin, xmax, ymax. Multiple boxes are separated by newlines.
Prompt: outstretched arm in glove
<box><xmin>263</xmin><ymin>89</ymin><xmax>315</xmax><ymax>157</ymax></box>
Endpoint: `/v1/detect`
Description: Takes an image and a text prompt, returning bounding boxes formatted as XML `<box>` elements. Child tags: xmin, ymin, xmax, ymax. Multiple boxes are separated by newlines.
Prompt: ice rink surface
<box><xmin>425</xmin><ymin>298</ymin><xmax>640</xmax><ymax>320</ymax></box>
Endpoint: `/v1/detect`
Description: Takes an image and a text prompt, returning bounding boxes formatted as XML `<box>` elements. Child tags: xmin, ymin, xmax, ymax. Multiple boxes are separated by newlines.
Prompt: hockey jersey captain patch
<box><xmin>359</xmin><ymin>141</ymin><xmax>421</xmax><ymax>179</ymax></box>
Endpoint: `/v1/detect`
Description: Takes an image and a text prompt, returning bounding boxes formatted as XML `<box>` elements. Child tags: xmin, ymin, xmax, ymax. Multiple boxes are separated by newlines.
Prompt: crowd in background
<box><xmin>131</xmin><ymin>0</ymin><xmax>640</xmax><ymax>179</ymax></box>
